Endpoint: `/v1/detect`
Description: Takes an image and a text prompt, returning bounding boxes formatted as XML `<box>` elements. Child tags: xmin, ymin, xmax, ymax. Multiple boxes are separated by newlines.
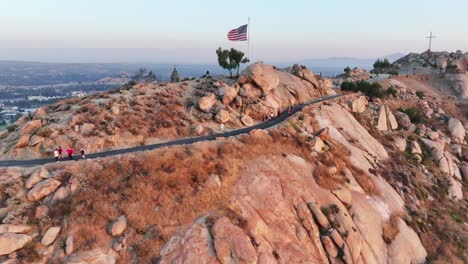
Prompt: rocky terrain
<box><xmin>0</xmin><ymin>63</ymin><xmax>333</xmax><ymax>159</ymax></box>
<box><xmin>0</xmin><ymin>62</ymin><xmax>466</xmax><ymax>263</ymax></box>
<box><xmin>392</xmin><ymin>50</ymin><xmax>468</xmax><ymax>99</ymax></box>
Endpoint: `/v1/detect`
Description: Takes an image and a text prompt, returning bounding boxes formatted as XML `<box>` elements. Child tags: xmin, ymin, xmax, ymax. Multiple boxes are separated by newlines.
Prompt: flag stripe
<box><xmin>227</xmin><ymin>24</ymin><xmax>248</xmax><ymax>41</ymax></box>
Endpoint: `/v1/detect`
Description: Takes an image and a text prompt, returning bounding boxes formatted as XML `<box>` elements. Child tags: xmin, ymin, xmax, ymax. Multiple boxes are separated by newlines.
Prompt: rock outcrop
<box><xmin>377</xmin><ymin>104</ymin><xmax>398</xmax><ymax>131</ymax></box>
<box><xmin>448</xmin><ymin>117</ymin><xmax>465</xmax><ymax>140</ymax></box>
<box><xmin>27</xmin><ymin>178</ymin><xmax>61</xmax><ymax>202</ymax></box>
<box><xmin>239</xmin><ymin>63</ymin><xmax>335</xmax><ymax>120</ymax></box>
<box><xmin>110</xmin><ymin>215</ymin><xmax>127</xmax><ymax>236</ymax></box>
<box><xmin>41</xmin><ymin>226</ymin><xmax>61</xmax><ymax>246</ymax></box>
<box><xmin>198</xmin><ymin>93</ymin><xmax>217</xmax><ymax>112</ymax></box>
<box><xmin>393</xmin><ymin>50</ymin><xmax>467</xmax><ymax>75</ymax></box>
<box><xmin>0</xmin><ymin>233</ymin><xmax>32</xmax><ymax>256</ymax></box>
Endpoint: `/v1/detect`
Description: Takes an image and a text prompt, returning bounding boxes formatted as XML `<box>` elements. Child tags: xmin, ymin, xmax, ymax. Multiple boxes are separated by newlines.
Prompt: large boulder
<box><xmin>16</xmin><ymin>135</ymin><xmax>30</xmax><ymax>148</ymax></box>
<box><xmin>25</xmin><ymin>167</ymin><xmax>50</xmax><ymax>189</ymax></box>
<box><xmin>349</xmin><ymin>96</ymin><xmax>367</xmax><ymax>113</ymax></box>
<box><xmin>388</xmin><ymin>218</ymin><xmax>428</xmax><ymax>263</ymax></box>
<box><xmin>41</xmin><ymin>226</ymin><xmax>61</xmax><ymax>246</ymax></box>
<box><xmin>80</xmin><ymin>123</ymin><xmax>95</xmax><ymax>136</ymax></box>
<box><xmin>448</xmin><ymin>176</ymin><xmax>463</xmax><ymax>200</ymax></box>
<box><xmin>0</xmin><ymin>224</ymin><xmax>31</xmax><ymax>235</ymax></box>
<box><xmin>159</xmin><ymin>219</ymin><xmax>219</xmax><ymax>263</ymax></box>
<box><xmin>393</xmin><ymin>136</ymin><xmax>407</xmax><ymax>152</ymax></box>
<box><xmin>52</xmin><ymin>186</ymin><xmax>70</xmax><ymax>202</ymax></box>
<box><xmin>211</xmin><ymin>217</ymin><xmax>258</xmax><ymax>264</ymax></box>
<box><xmin>20</xmin><ymin>119</ymin><xmax>42</xmax><ymax>135</ymax></box>
<box><xmin>238</xmin><ymin>63</ymin><xmax>279</xmax><ymax>95</ymax></box>
<box><xmin>377</xmin><ymin>104</ymin><xmax>398</xmax><ymax>131</ymax></box>
<box><xmin>241</xmin><ymin>83</ymin><xmax>262</xmax><ymax>98</ymax></box>
<box><xmin>394</xmin><ymin>111</ymin><xmax>412</xmax><ymax>129</ymax></box>
<box><xmin>420</xmin><ymin>139</ymin><xmax>455</xmax><ymax>176</ymax></box>
<box><xmin>220</xmin><ymin>86</ymin><xmax>238</xmax><ymax>105</ymax></box>
<box><xmin>240</xmin><ymin>115</ymin><xmax>254</xmax><ymax>127</ymax></box>
<box><xmin>0</xmin><ymin>233</ymin><xmax>32</xmax><ymax>256</ymax></box>
<box><xmin>29</xmin><ymin>135</ymin><xmax>45</xmax><ymax>146</ymax></box>
<box><xmin>27</xmin><ymin>178</ymin><xmax>61</xmax><ymax>202</ymax></box>
<box><xmin>290</xmin><ymin>64</ymin><xmax>319</xmax><ymax>88</ymax></box>
<box><xmin>215</xmin><ymin>110</ymin><xmax>231</xmax><ymax>124</ymax></box>
<box><xmin>198</xmin><ymin>93</ymin><xmax>217</xmax><ymax>112</ymax></box>
<box><xmin>110</xmin><ymin>215</ymin><xmax>127</xmax><ymax>236</ymax></box>
<box><xmin>448</xmin><ymin>117</ymin><xmax>465</xmax><ymax>140</ymax></box>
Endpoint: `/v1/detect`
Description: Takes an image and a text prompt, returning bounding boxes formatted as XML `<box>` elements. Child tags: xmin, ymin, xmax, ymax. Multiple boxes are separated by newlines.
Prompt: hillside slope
<box><xmin>0</xmin><ymin>87</ymin><xmax>466</xmax><ymax>263</ymax></box>
<box><xmin>0</xmin><ymin>63</ymin><xmax>333</xmax><ymax>160</ymax></box>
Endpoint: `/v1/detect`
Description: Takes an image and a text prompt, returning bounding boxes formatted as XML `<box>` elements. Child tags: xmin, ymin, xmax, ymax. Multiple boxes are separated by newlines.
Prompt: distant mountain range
<box><xmin>0</xmin><ymin>53</ymin><xmax>406</xmax><ymax>85</ymax></box>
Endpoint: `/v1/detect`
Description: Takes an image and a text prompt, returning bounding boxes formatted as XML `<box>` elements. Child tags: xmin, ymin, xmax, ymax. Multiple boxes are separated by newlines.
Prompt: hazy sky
<box><xmin>0</xmin><ymin>0</ymin><xmax>467</xmax><ymax>63</ymax></box>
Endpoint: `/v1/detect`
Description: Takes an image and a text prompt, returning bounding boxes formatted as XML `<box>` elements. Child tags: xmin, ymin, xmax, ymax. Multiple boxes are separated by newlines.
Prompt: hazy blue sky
<box><xmin>0</xmin><ymin>0</ymin><xmax>467</xmax><ymax>63</ymax></box>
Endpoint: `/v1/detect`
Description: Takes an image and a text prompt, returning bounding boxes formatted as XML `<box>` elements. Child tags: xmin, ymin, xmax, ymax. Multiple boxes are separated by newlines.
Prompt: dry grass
<box><xmin>352</xmin><ymin>165</ymin><xmax>380</xmax><ymax>196</ymax></box>
<box><xmin>45</xmin><ymin>126</ymin><xmax>337</xmax><ymax>262</ymax></box>
<box><xmin>382</xmin><ymin>213</ymin><xmax>402</xmax><ymax>244</ymax></box>
<box><xmin>313</xmin><ymin>143</ymin><xmax>351</xmax><ymax>190</ymax></box>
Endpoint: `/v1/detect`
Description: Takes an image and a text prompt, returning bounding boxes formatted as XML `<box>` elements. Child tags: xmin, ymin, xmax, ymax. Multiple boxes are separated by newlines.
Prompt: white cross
<box><xmin>426</xmin><ymin>32</ymin><xmax>436</xmax><ymax>51</ymax></box>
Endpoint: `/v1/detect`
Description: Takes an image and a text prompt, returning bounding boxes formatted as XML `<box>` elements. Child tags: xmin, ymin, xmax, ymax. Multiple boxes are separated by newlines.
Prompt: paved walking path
<box><xmin>0</xmin><ymin>94</ymin><xmax>342</xmax><ymax>167</ymax></box>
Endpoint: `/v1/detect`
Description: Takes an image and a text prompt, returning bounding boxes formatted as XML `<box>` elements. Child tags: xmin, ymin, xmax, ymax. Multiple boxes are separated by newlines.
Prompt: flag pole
<box><xmin>248</xmin><ymin>16</ymin><xmax>251</xmax><ymax>64</ymax></box>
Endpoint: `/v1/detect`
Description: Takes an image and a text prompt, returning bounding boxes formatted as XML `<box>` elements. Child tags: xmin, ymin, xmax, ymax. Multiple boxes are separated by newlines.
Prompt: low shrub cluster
<box><xmin>397</xmin><ymin>107</ymin><xmax>427</xmax><ymax>124</ymax></box>
<box><xmin>341</xmin><ymin>81</ymin><xmax>385</xmax><ymax>99</ymax></box>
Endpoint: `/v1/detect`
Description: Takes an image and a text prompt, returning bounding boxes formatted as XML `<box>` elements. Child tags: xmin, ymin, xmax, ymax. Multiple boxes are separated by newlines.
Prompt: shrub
<box><xmin>340</xmin><ymin>81</ymin><xmax>384</xmax><ymax>99</ymax></box>
<box><xmin>7</xmin><ymin>124</ymin><xmax>18</xmax><ymax>132</ymax></box>
<box><xmin>450</xmin><ymin>211</ymin><xmax>463</xmax><ymax>223</ymax></box>
<box><xmin>320</xmin><ymin>207</ymin><xmax>331</xmax><ymax>217</ymax></box>
<box><xmin>341</xmin><ymin>81</ymin><xmax>356</xmax><ymax>92</ymax></box>
<box><xmin>372</xmin><ymin>58</ymin><xmax>392</xmax><ymax>74</ymax></box>
<box><xmin>386</xmin><ymin>86</ymin><xmax>397</xmax><ymax>97</ymax></box>
<box><xmin>388</xmin><ymin>69</ymin><xmax>399</xmax><ymax>75</ymax></box>
<box><xmin>344</xmin><ymin>66</ymin><xmax>351</xmax><ymax>74</ymax></box>
<box><xmin>398</xmin><ymin>107</ymin><xmax>426</xmax><ymax>124</ymax></box>
<box><xmin>36</xmin><ymin>127</ymin><xmax>53</xmax><ymax>137</ymax></box>
<box><xmin>416</xmin><ymin>91</ymin><xmax>425</xmax><ymax>99</ymax></box>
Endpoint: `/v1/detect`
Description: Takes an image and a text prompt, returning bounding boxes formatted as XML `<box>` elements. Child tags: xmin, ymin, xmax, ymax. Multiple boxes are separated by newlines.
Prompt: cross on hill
<box><xmin>426</xmin><ymin>32</ymin><xmax>436</xmax><ymax>51</ymax></box>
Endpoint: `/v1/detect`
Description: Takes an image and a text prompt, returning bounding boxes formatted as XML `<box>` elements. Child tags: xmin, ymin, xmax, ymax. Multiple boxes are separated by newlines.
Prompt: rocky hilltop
<box><xmin>392</xmin><ymin>50</ymin><xmax>468</xmax><ymax>98</ymax></box>
<box><xmin>0</xmin><ymin>63</ymin><xmax>466</xmax><ymax>264</ymax></box>
<box><xmin>0</xmin><ymin>63</ymin><xmax>333</xmax><ymax>160</ymax></box>
<box><xmin>393</xmin><ymin>50</ymin><xmax>467</xmax><ymax>74</ymax></box>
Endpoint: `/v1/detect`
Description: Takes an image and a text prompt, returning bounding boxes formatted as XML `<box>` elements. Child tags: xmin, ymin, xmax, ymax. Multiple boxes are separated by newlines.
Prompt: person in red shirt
<box><xmin>58</xmin><ymin>146</ymin><xmax>63</xmax><ymax>159</ymax></box>
<box><xmin>66</xmin><ymin>146</ymin><xmax>74</xmax><ymax>160</ymax></box>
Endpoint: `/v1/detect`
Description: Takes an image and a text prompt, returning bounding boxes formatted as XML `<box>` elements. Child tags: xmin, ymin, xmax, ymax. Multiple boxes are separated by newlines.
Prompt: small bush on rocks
<box><xmin>386</xmin><ymin>86</ymin><xmax>397</xmax><ymax>97</ymax></box>
<box><xmin>416</xmin><ymin>91</ymin><xmax>425</xmax><ymax>99</ymax></box>
<box><xmin>398</xmin><ymin>107</ymin><xmax>427</xmax><ymax>124</ymax></box>
<box><xmin>341</xmin><ymin>81</ymin><xmax>384</xmax><ymax>99</ymax></box>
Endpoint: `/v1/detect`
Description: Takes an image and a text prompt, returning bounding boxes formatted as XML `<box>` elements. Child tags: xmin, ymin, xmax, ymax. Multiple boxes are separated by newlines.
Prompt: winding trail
<box><xmin>0</xmin><ymin>94</ymin><xmax>342</xmax><ymax>167</ymax></box>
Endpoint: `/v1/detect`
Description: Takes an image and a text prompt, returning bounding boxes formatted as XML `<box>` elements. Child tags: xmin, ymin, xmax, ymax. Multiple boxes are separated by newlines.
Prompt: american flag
<box><xmin>227</xmin><ymin>24</ymin><xmax>248</xmax><ymax>41</ymax></box>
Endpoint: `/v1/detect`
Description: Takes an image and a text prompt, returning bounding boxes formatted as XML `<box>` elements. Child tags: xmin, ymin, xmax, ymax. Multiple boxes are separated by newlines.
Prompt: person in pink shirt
<box><xmin>66</xmin><ymin>146</ymin><xmax>74</xmax><ymax>160</ymax></box>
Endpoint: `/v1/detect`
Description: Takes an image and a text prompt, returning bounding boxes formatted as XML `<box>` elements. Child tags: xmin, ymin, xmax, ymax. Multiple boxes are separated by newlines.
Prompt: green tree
<box><xmin>372</xmin><ymin>59</ymin><xmax>392</xmax><ymax>74</ymax></box>
<box><xmin>216</xmin><ymin>47</ymin><xmax>249</xmax><ymax>78</ymax></box>
<box><xmin>344</xmin><ymin>66</ymin><xmax>351</xmax><ymax>74</ymax></box>
<box><xmin>145</xmin><ymin>70</ymin><xmax>156</xmax><ymax>82</ymax></box>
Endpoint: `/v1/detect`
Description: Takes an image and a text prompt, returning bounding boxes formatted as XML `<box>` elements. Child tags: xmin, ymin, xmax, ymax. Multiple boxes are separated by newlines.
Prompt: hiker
<box><xmin>58</xmin><ymin>146</ymin><xmax>63</xmax><ymax>159</ymax></box>
<box><xmin>54</xmin><ymin>149</ymin><xmax>59</xmax><ymax>162</ymax></box>
<box><xmin>66</xmin><ymin>146</ymin><xmax>73</xmax><ymax>160</ymax></box>
<box><xmin>220</xmin><ymin>123</ymin><xmax>224</xmax><ymax>132</ymax></box>
<box><xmin>80</xmin><ymin>148</ymin><xmax>85</xmax><ymax>159</ymax></box>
